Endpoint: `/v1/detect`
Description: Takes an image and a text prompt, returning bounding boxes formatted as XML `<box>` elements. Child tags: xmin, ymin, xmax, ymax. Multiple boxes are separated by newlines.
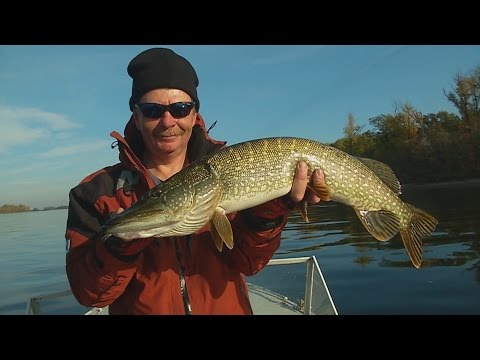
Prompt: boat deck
<box><xmin>25</xmin><ymin>255</ymin><xmax>338</xmax><ymax>315</ymax></box>
<box><xmin>248</xmin><ymin>283</ymin><xmax>304</xmax><ymax>314</ymax></box>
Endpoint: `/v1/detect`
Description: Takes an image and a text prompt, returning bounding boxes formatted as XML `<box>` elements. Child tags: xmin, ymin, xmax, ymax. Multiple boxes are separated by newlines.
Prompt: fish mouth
<box><xmin>101</xmin><ymin>216</ymin><xmax>181</xmax><ymax>242</ymax></box>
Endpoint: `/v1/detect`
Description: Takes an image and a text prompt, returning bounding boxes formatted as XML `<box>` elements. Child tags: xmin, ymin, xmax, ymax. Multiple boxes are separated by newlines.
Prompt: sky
<box><xmin>1</xmin><ymin>45</ymin><xmax>479</xmax><ymax>209</ymax></box>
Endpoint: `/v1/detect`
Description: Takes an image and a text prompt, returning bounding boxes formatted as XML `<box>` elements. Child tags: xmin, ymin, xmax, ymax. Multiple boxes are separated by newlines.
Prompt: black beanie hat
<box><xmin>128</xmin><ymin>48</ymin><xmax>200</xmax><ymax>111</ymax></box>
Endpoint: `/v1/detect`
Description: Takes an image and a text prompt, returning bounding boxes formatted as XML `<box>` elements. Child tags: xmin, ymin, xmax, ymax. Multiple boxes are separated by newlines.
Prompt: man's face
<box><xmin>133</xmin><ymin>88</ymin><xmax>197</xmax><ymax>160</ymax></box>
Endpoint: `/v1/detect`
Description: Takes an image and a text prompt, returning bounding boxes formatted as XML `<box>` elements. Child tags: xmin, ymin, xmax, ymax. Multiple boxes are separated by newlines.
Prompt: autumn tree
<box><xmin>444</xmin><ymin>64</ymin><xmax>480</xmax><ymax>168</ymax></box>
<box><xmin>444</xmin><ymin>65</ymin><xmax>480</xmax><ymax>136</ymax></box>
<box><xmin>343</xmin><ymin>112</ymin><xmax>364</xmax><ymax>155</ymax></box>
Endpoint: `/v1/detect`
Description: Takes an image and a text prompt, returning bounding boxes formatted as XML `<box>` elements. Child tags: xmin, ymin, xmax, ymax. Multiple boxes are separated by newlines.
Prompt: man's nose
<box><xmin>158</xmin><ymin>111</ymin><xmax>177</xmax><ymax>127</ymax></box>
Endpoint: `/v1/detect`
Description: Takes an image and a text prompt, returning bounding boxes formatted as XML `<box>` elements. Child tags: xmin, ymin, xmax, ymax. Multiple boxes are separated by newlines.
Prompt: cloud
<box><xmin>0</xmin><ymin>139</ymin><xmax>112</xmax><ymax>176</ymax></box>
<box><xmin>0</xmin><ymin>105</ymin><xmax>79</xmax><ymax>130</ymax></box>
<box><xmin>0</xmin><ymin>122</ymin><xmax>47</xmax><ymax>150</ymax></box>
<box><xmin>0</xmin><ymin>160</ymin><xmax>60</xmax><ymax>177</ymax></box>
<box><xmin>0</xmin><ymin>105</ymin><xmax>81</xmax><ymax>152</ymax></box>
<box><xmin>39</xmin><ymin>140</ymin><xmax>112</xmax><ymax>159</ymax></box>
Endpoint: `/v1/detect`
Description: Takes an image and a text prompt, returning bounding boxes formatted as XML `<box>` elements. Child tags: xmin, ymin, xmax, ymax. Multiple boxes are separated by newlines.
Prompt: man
<box><xmin>66</xmin><ymin>47</ymin><xmax>326</xmax><ymax>314</ymax></box>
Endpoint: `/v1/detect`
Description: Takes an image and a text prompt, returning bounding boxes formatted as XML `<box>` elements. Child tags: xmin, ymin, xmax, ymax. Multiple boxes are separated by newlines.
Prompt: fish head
<box><xmin>101</xmin><ymin>182</ymin><xmax>195</xmax><ymax>241</ymax></box>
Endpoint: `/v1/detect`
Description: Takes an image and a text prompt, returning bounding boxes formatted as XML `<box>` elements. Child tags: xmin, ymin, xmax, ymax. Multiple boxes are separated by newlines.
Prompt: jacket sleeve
<box><xmin>225</xmin><ymin>196</ymin><xmax>292</xmax><ymax>276</ymax></box>
<box><xmin>65</xmin><ymin>183</ymin><xmax>150</xmax><ymax>308</ymax></box>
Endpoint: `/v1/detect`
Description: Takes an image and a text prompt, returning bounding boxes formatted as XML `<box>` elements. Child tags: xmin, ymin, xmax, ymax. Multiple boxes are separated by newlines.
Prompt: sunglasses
<box><xmin>134</xmin><ymin>101</ymin><xmax>196</xmax><ymax>119</ymax></box>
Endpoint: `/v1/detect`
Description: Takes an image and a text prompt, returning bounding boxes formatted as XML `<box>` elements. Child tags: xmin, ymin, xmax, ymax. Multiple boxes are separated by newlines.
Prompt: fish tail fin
<box><xmin>400</xmin><ymin>204</ymin><xmax>438</xmax><ymax>269</ymax></box>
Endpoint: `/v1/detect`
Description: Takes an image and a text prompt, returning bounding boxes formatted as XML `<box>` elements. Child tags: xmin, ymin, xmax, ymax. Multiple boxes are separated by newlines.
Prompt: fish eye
<box><xmin>149</xmin><ymin>184</ymin><xmax>165</xmax><ymax>200</ymax></box>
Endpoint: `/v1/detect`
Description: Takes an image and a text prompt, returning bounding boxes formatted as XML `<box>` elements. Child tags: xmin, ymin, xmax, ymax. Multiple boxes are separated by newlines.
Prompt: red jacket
<box><xmin>65</xmin><ymin>114</ymin><xmax>291</xmax><ymax>314</ymax></box>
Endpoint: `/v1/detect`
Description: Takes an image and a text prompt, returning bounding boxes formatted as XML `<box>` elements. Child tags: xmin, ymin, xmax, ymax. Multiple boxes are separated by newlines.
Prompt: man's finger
<box><xmin>290</xmin><ymin>161</ymin><xmax>308</xmax><ymax>203</ymax></box>
<box><xmin>309</xmin><ymin>169</ymin><xmax>331</xmax><ymax>202</ymax></box>
<box><xmin>109</xmin><ymin>207</ymin><xmax>125</xmax><ymax>220</ymax></box>
<box><xmin>306</xmin><ymin>170</ymin><xmax>323</xmax><ymax>204</ymax></box>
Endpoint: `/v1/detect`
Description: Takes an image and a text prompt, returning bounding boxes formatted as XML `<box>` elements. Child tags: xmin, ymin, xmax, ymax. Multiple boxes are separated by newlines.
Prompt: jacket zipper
<box><xmin>174</xmin><ymin>238</ymin><xmax>192</xmax><ymax>315</ymax></box>
<box><xmin>238</xmin><ymin>280</ymin><xmax>254</xmax><ymax>315</ymax></box>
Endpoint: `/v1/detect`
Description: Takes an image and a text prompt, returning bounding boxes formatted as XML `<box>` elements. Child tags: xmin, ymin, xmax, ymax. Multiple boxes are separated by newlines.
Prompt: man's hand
<box><xmin>103</xmin><ymin>206</ymin><xmax>153</xmax><ymax>257</ymax></box>
<box><xmin>289</xmin><ymin>161</ymin><xmax>329</xmax><ymax>205</ymax></box>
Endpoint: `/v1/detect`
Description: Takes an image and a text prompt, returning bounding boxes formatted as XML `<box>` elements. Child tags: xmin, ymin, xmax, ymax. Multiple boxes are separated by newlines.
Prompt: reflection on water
<box><xmin>283</xmin><ymin>180</ymin><xmax>480</xmax><ymax>272</ymax></box>
<box><xmin>250</xmin><ymin>179</ymin><xmax>480</xmax><ymax>314</ymax></box>
<box><xmin>401</xmin><ymin>180</ymin><xmax>480</xmax><ymax>282</ymax></box>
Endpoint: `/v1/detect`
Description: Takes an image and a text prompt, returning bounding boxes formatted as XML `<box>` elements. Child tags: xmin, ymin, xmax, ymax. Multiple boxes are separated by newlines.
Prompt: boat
<box><xmin>25</xmin><ymin>255</ymin><xmax>338</xmax><ymax>315</ymax></box>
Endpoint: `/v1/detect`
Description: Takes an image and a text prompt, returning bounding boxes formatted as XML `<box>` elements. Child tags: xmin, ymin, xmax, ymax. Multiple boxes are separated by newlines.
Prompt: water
<box><xmin>0</xmin><ymin>210</ymin><xmax>72</xmax><ymax>315</ymax></box>
<box><xmin>1</xmin><ymin>180</ymin><xmax>479</xmax><ymax>315</ymax></box>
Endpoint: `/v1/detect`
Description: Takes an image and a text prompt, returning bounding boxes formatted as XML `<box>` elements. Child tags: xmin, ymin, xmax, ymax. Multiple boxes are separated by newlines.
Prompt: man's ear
<box><xmin>194</xmin><ymin>112</ymin><xmax>200</xmax><ymax>126</ymax></box>
<box><xmin>132</xmin><ymin>111</ymin><xmax>141</xmax><ymax>130</ymax></box>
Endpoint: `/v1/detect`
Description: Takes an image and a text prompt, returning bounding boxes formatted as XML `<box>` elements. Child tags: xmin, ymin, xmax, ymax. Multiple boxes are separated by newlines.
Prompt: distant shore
<box><xmin>0</xmin><ymin>204</ymin><xmax>68</xmax><ymax>214</ymax></box>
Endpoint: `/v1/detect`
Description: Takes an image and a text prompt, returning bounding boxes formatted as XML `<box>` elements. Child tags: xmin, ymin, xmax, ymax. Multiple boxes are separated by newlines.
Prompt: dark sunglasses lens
<box><xmin>169</xmin><ymin>103</ymin><xmax>193</xmax><ymax>118</ymax></box>
<box><xmin>140</xmin><ymin>104</ymin><xmax>165</xmax><ymax>118</ymax></box>
<box><xmin>137</xmin><ymin>102</ymin><xmax>193</xmax><ymax>119</ymax></box>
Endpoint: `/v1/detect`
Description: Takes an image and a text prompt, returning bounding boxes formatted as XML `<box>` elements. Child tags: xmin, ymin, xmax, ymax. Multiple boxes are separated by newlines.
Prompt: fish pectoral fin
<box><xmin>210</xmin><ymin>220</ymin><xmax>224</xmax><ymax>252</ymax></box>
<box><xmin>354</xmin><ymin>208</ymin><xmax>400</xmax><ymax>241</ymax></box>
<box><xmin>307</xmin><ymin>181</ymin><xmax>331</xmax><ymax>202</ymax></box>
<box><xmin>211</xmin><ymin>208</ymin><xmax>234</xmax><ymax>251</ymax></box>
<box><xmin>296</xmin><ymin>200</ymin><xmax>309</xmax><ymax>222</ymax></box>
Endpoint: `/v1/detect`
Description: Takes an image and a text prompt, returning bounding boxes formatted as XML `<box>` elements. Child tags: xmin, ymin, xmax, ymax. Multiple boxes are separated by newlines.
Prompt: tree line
<box><xmin>332</xmin><ymin>64</ymin><xmax>480</xmax><ymax>184</ymax></box>
<box><xmin>0</xmin><ymin>204</ymin><xmax>31</xmax><ymax>214</ymax></box>
<box><xmin>0</xmin><ymin>204</ymin><xmax>68</xmax><ymax>214</ymax></box>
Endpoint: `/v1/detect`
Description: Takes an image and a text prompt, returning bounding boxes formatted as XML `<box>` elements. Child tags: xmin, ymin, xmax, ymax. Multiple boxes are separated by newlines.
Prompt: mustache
<box><xmin>153</xmin><ymin>128</ymin><xmax>185</xmax><ymax>137</ymax></box>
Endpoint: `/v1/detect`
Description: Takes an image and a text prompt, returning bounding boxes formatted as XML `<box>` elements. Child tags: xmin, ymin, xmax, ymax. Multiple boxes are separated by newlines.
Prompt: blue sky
<box><xmin>1</xmin><ymin>45</ymin><xmax>479</xmax><ymax>209</ymax></box>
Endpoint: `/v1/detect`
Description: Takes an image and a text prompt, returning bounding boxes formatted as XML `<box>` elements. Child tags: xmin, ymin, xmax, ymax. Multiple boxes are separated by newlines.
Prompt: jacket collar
<box><xmin>110</xmin><ymin>113</ymin><xmax>226</xmax><ymax>186</ymax></box>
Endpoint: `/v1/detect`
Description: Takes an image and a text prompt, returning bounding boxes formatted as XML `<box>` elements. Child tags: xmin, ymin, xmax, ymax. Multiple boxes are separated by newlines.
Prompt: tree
<box><xmin>343</xmin><ymin>112</ymin><xmax>364</xmax><ymax>155</ymax></box>
<box><xmin>444</xmin><ymin>64</ymin><xmax>480</xmax><ymax>170</ymax></box>
<box><xmin>444</xmin><ymin>64</ymin><xmax>480</xmax><ymax>136</ymax></box>
<box><xmin>0</xmin><ymin>204</ymin><xmax>31</xmax><ymax>213</ymax></box>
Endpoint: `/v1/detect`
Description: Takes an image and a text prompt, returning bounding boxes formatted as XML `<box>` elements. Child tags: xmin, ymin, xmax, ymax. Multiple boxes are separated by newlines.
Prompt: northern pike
<box><xmin>102</xmin><ymin>137</ymin><xmax>438</xmax><ymax>268</ymax></box>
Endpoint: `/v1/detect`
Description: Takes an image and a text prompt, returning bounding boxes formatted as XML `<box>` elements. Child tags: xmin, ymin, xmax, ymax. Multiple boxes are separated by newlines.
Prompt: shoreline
<box><xmin>0</xmin><ymin>207</ymin><xmax>68</xmax><ymax>215</ymax></box>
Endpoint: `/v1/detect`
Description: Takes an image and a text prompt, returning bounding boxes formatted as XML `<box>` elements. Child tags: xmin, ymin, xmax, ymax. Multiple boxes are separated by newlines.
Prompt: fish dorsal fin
<box><xmin>355</xmin><ymin>157</ymin><xmax>402</xmax><ymax>195</ymax></box>
<box><xmin>210</xmin><ymin>208</ymin><xmax>234</xmax><ymax>252</ymax></box>
<box><xmin>354</xmin><ymin>208</ymin><xmax>400</xmax><ymax>241</ymax></box>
